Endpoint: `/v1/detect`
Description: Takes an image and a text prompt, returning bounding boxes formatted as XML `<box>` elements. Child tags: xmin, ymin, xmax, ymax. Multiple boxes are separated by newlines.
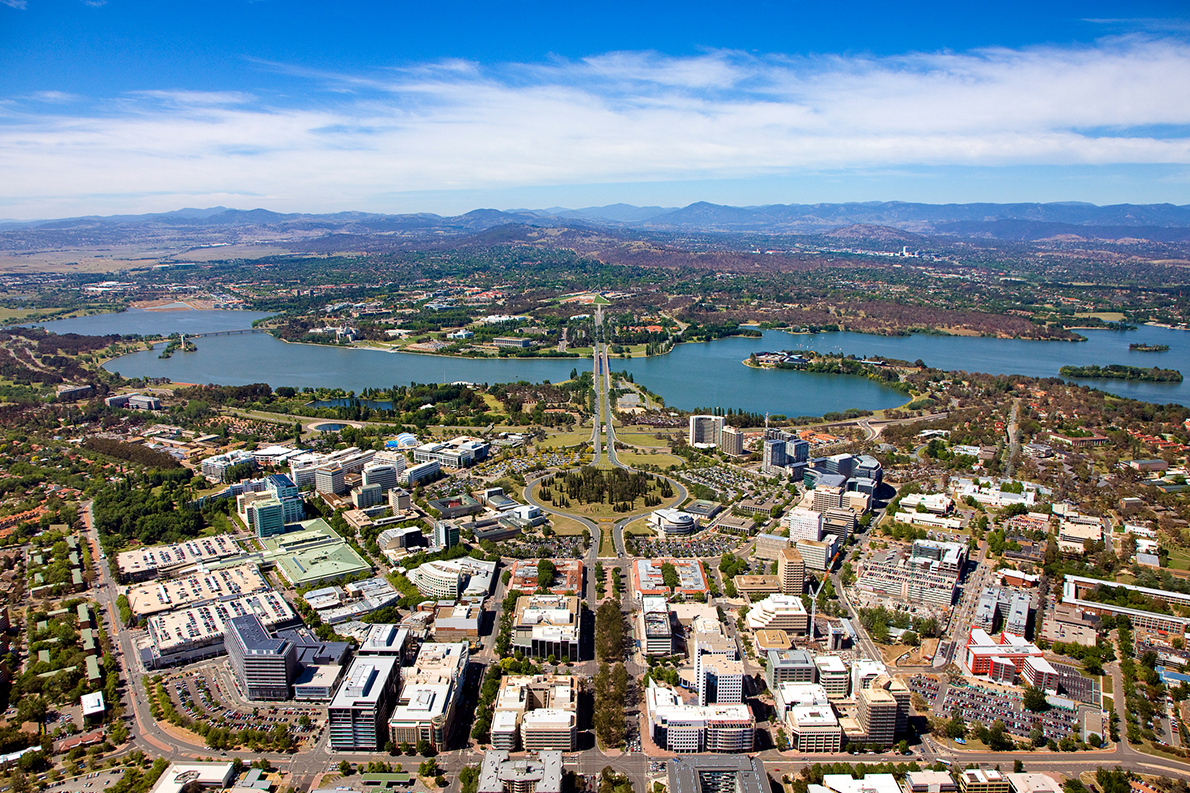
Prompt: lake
<box><xmin>31</xmin><ymin>309</ymin><xmax>1190</xmax><ymax>412</ymax></box>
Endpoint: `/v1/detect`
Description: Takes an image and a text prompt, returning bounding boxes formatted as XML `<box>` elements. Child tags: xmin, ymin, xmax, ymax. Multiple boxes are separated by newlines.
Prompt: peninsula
<box><xmin>1059</xmin><ymin>363</ymin><xmax>1183</xmax><ymax>382</ymax></box>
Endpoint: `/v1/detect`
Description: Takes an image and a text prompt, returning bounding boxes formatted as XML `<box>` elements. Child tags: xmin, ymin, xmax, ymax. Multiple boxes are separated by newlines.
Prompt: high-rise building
<box><xmin>246</xmin><ymin>498</ymin><xmax>287</xmax><ymax>538</ymax></box>
<box><xmin>785</xmin><ymin>508</ymin><xmax>822</xmax><ymax>542</ymax></box>
<box><xmin>822</xmin><ymin>507</ymin><xmax>856</xmax><ymax>544</ymax></box>
<box><xmin>856</xmin><ymin>687</ymin><xmax>898</xmax><ymax>747</ymax></box>
<box><xmin>796</xmin><ymin>535</ymin><xmax>837</xmax><ymax>571</ymax></box>
<box><xmin>433</xmin><ymin>521</ymin><xmax>460</xmax><ymax>549</ymax></box>
<box><xmin>778</xmin><ymin>547</ymin><xmax>805</xmax><ymax>595</ymax></box>
<box><xmin>873</xmin><ymin>674</ymin><xmax>911</xmax><ymax>735</ymax></box>
<box><xmin>328</xmin><ymin>655</ymin><xmax>401</xmax><ymax>751</ymax></box>
<box><xmin>812</xmin><ymin>486</ymin><xmax>844</xmax><ymax>513</ymax></box>
<box><xmin>351</xmin><ymin>483</ymin><xmax>384</xmax><ymax>509</ymax></box>
<box><xmin>224</xmin><ymin>614</ymin><xmax>299</xmax><ymax>701</ymax></box>
<box><xmin>719</xmin><ymin>426</ymin><xmax>744</xmax><ymax>456</ymax></box>
<box><xmin>762</xmin><ymin>439</ymin><xmax>787</xmax><ymax>473</ymax></box>
<box><xmin>314</xmin><ymin>465</ymin><xmax>346</xmax><ymax>496</ymax></box>
<box><xmin>765</xmin><ymin>649</ymin><xmax>816</xmax><ymax>689</ymax></box>
<box><xmin>786</xmin><ymin>438</ymin><xmax>810</xmax><ymax>464</ymax></box>
<box><xmin>362</xmin><ymin>462</ymin><xmax>402</xmax><ymax>492</ymax></box>
<box><xmin>745</xmin><ymin>594</ymin><xmax>809</xmax><ymax>635</ymax></box>
<box><xmin>265</xmin><ymin>474</ymin><xmax>304</xmax><ymax>523</ymax></box>
<box><xmin>698</xmin><ymin>656</ymin><xmax>744</xmax><ymax>706</ymax></box>
<box><xmin>688</xmin><ymin>415</ymin><xmax>724</xmax><ymax>447</ymax></box>
<box><xmin>814</xmin><ymin>655</ymin><xmax>849</xmax><ymax>699</ymax></box>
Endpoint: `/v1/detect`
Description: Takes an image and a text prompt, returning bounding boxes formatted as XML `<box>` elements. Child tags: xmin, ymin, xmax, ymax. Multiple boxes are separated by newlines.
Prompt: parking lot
<box><xmin>166</xmin><ymin>668</ymin><xmax>324</xmax><ymax>745</ymax></box>
<box><xmin>44</xmin><ymin>767</ymin><xmax>124</xmax><ymax>793</ymax></box>
<box><xmin>630</xmin><ymin>531</ymin><xmax>746</xmax><ymax>559</ymax></box>
<box><xmin>1049</xmin><ymin>661</ymin><xmax>1101</xmax><ymax>705</ymax></box>
<box><xmin>677</xmin><ymin>465</ymin><xmax>762</xmax><ymax>502</ymax></box>
<box><xmin>938</xmin><ymin>679</ymin><xmax>1082</xmax><ymax>742</ymax></box>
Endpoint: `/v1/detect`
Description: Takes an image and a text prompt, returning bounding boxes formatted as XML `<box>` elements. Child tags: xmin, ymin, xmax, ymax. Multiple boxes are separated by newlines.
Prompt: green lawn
<box><xmin>1167</xmin><ymin>546</ymin><xmax>1190</xmax><ymax>572</ymax></box>
<box><xmin>550</xmin><ymin>516</ymin><xmax>590</xmax><ymax>536</ymax></box>
<box><xmin>623</xmin><ymin>518</ymin><xmax>655</xmax><ymax>537</ymax></box>
<box><xmin>615</xmin><ymin>431</ymin><xmax>671</xmax><ymax>447</ymax></box>
<box><xmin>615</xmin><ymin>450</ymin><xmax>683</xmax><ymax>469</ymax></box>
<box><xmin>543</xmin><ymin>430</ymin><xmax>594</xmax><ymax>448</ymax></box>
<box><xmin>1102</xmin><ymin>675</ymin><xmax>1112</xmax><ymax>695</ymax></box>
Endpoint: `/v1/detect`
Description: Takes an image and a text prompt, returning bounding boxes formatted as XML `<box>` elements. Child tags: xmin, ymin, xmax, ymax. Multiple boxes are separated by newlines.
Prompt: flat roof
<box><xmin>330</xmin><ymin>655</ymin><xmax>398</xmax><ymax>709</ymax></box>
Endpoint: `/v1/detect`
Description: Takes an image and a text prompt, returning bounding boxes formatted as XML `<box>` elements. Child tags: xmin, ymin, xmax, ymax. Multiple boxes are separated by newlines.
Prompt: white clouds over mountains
<box><xmin>2</xmin><ymin>37</ymin><xmax>1189</xmax><ymax>216</ymax></box>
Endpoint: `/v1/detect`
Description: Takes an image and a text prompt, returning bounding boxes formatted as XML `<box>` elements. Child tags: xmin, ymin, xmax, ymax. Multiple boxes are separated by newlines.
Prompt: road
<box><xmin>1005</xmin><ymin>398</ymin><xmax>1022</xmax><ymax>477</ymax></box>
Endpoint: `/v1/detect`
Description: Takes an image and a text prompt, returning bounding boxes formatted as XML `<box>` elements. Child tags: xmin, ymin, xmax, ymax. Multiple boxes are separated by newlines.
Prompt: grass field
<box><xmin>550</xmin><ymin>516</ymin><xmax>590</xmax><ymax>536</ymax></box>
<box><xmin>623</xmin><ymin>518</ymin><xmax>655</xmax><ymax>537</ymax></box>
<box><xmin>1167</xmin><ymin>546</ymin><xmax>1190</xmax><ymax>571</ymax></box>
<box><xmin>482</xmin><ymin>394</ymin><xmax>504</xmax><ymax>412</ymax></box>
<box><xmin>1075</xmin><ymin>311</ymin><xmax>1127</xmax><ymax>322</ymax></box>
<box><xmin>543</xmin><ymin>430</ymin><xmax>593</xmax><ymax>448</ymax></box>
<box><xmin>615</xmin><ymin>431</ymin><xmax>671</xmax><ymax>447</ymax></box>
<box><xmin>1102</xmin><ymin>674</ymin><xmax>1113</xmax><ymax>695</ymax></box>
<box><xmin>615</xmin><ymin>450</ymin><xmax>683</xmax><ymax>469</ymax></box>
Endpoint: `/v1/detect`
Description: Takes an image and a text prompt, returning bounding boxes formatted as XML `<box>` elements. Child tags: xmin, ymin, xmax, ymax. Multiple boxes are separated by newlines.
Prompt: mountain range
<box><xmin>5</xmin><ymin>200</ymin><xmax>1190</xmax><ymax>243</ymax></box>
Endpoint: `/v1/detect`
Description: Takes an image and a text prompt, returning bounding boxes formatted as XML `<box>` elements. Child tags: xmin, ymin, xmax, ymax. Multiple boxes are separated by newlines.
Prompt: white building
<box><xmin>785</xmin><ymin>508</ymin><xmax>823</xmax><ymax>542</ymax></box>
<box><xmin>645</xmin><ymin>680</ymin><xmax>754</xmax><ymax>753</ymax></box>
<box><xmin>650</xmin><ymin>508</ymin><xmax>699</xmax><ymax>536</ymax></box>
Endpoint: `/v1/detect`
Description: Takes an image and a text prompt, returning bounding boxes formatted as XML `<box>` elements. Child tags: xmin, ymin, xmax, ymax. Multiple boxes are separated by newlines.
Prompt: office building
<box><xmin>856</xmin><ymin>539</ymin><xmax>967</xmax><ymax>607</ymax></box>
<box><xmin>668</xmin><ymin>758</ymin><xmax>768</xmax><ymax>793</ymax></box>
<box><xmin>719</xmin><ymin>426</ymin><xmax>744</xmax><ymax>456</ymax></box>
<box><xmin>765</xmin><ymin>648</ymin><xmax>816</xmax><ymax>689</ymax></box>
<box><xmin>667</xmin><ymin>757</ymin><xmax>766</xmax><ymax>793</ymax></box>
<box><xmin>772</xmin><ymin>681</ymin><xmax>830</xmax><ymax>724</ymax></box>
<box><xmin>362</xmin><ymin>462</ymin><xmax>403</xmax><ymax>492</ymax></box>
<box><xmin>289</xmin><ymin>447</ymin><xmax>377</xmax><ymax>488</ymax></box>
<box><xmin>778</xmin><ymin>547</ymin><xmax>805</xmax><ymax>595</ymax></box>
<box><xmin>412</xmin><ymin>436</ymin><xmax>489</xmax><ymax>469</ymax></box>
<box><xmin>821</xmin><ymin>508</ymin><xmax>856</xmax><ymax>544</ymax></box>
<box><xmin>328</xmin><ymin>655</ymin><xmax>401</xmax><ymax>751</ymax></box>
<box><xmin>851</xmin><ymin>659</ymin><xmax>886</xmax><ymax>693</ymax></box>
<box><xmin>688</xmin><ymin>415</ymin><xmax>724</xmax><ymax>447</ymax></box>
<box><xmin>698</xmin><ymin>656</ymin><xmax>744</xmax><ymax>706</ymax></box>
<box><xmin>746</xmin><ymin>594</ymin><xmax>809</xmax><ymax>634</ymax></box>
<box><xmin>476</xmin><ymin>751</ymin><xmax>563</xmax><ymax>793</ymax></box>
<box><xmin>1004</xmin><ymin>775</ymin><xmax>1059</xmax><ymax>793</ymax></box>
<box><xmin>387</xmin><ymin>642</ymin><xmax>469</xmax><ymax>751</ymax></box>
<box><xmin>754</xmin><ymin>533</ymin><xmax>794</xmax><ymax>561</ymax></box>
<box><xmin>389</xmin><ymin>488</ymin><xmax>412</xmax><ymax>512</ymax></box>
<box><xmin>224</xmin><ymin>614</ymin><xmax>299</xmax><ymax>701</ymax></box>
<box><xmin>872</xmin><ymin>674</ymin><xmax>910</xmax><ymax>735</ymax></box>
<box><xmin>649</xmin><ymin>508</ymin><xmax>699</xmax><ymax>536</ymax></box>
<box><xmin>408</xmin><ymin>557</ymin><xmax>496</xmax><ymax>600</ymax></box>
<box><xmin>785</xmin><ymin>508</ymin><xmax>823</xmax><ymax>542</ymax></box>
<box><xmin>787</xmin><ymin>705</ymin><xmax>842</xmax><ymax>753</ymax></box>
<box><xmin>432</xmin><ymin>520</ymin><xmax>460</xmax><ymax>549</ymax></box>
<box><xmin>491</xmin><ymin>675</ymin><xmax>577</xmax><ymax>752</ymax></box>
<box><xmin>905</xmin><ymin>773</ymin><xmax>959</xmax><ymax>793</ymax></box>
<box><xmin>958</xmin><ymin>771</ymin><xmax>1009</xmax><ymax>793</ymax></box>
<box><xmin>646</xmin><ymin>680</ymin><xmax>754</xmax><ymax>753</ymax></box>
<box><xmin>812</xmin><ymin>486</ymin><xmax>844</xmax><ymax>513</ymax></box>
<box><xmin>856</xmin><ymin>687</ymin><xmax>898</xmax><ymax>747</ymax></box>
<box><xmin>402</xmin><ymin>460</ymin><xmax>441</xmax><ymax>488</ymax></box>
<box><xmin>762</xmin><ymin>439</ymin><xmax>787</xmax><ymax>473</ymax></box>
<box><xmin>974</xmin><ymin>587</ymin><xmax>1033</xmax><ymax>637</ymax></box>
<box><xmin>352</xmin><ymin>484</ymin><xmax>385</xmax><ymax>510</ymax></box>
<box><xmin>962</xmin><ymin>628</ymin><xmax>1048</xmax><ymax>685</ymax></box>
<box><xmin>246</xmin><ymin>498</ymin><xmax>287</xmax><ymax>538</ymax></box>
<box><xmin>639</xmin><ymin>597</ymin><xmax>674</xmax><ymax>656</ymax></box>
<box><xmin>814</xmin><ymin>656</ymin><xmax>849</xmax><ymax>699</ymax></box>
<box><xmin>434</xmin><ymin>602</ymin><xmax>483</xmax><ymax>644</ymax></box>
<box><xmin>796</xmin><ymin>536</ymin><xmax>837</xmax><ymax>572</ymax></box>
<box><xmin>632</xmin><ymin>558</ymin><xmax>710</xmax><ymax>598</ymax></box>
<box><xmin>357</xmin><ymin>623</ymin><xmax>410</xmax><ymax>658</ymax></box>
<box><xmin>508</xmin><ymin>559</ymin><xmax>584</xmax><ymax>594</ymax></box>
<box><xmin>144</xmin><ymin>590</ymin><xmax>299</xmax><ymax>668</ymax></box>
<box><xmin>314</xmin><ymin>465</ymin><xmax>346</xmax><ymax>496</ymax></box>
<box><xmin>512</xmin><ymin>595</ymin><xmax>581</xmax><ymax>660</ymax></box>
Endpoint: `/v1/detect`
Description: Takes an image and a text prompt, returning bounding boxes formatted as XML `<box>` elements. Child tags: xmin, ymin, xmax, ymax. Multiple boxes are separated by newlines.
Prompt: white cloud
<box><xmin>2</xmin><ymin>38</ymin><xmax>1190</xmax><ymax>216</ymax></box>
<box><xmin>1</xmin><ymin>0</ymin><xmax>28</xmax><ymax>9</ymax></box>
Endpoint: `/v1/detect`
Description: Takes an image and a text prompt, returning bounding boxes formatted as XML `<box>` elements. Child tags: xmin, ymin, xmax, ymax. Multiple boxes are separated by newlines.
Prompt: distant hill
<box><xmin>4</xmin><ymin>200</ymin><xmax>1190</xmax><ymax>250</ymax></box>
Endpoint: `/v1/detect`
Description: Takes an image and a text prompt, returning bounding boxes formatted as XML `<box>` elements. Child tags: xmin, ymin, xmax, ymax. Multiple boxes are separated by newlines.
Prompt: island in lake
<box><xmin>1130</xmin><ymin>343</ymin><xmax>1170</xmax><ymax>352</ymax></box>
<box><xmin>1060</xmin><ymin>364</ymin><xmax>1183</xmax><ymax>382</ymax></box>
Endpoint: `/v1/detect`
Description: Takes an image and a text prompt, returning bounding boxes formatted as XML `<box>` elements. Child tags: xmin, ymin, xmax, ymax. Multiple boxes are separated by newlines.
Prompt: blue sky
<box><xmin>1</xmin><ymin>0</ymin><xmax>1189</xmax><ymax>218</ymax></box>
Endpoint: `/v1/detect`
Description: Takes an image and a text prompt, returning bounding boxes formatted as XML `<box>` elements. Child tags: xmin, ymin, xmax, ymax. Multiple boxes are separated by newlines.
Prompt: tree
<box><xmin>902</xmin><ymin>631</ymin><xmax>919</xmax><ymax>646</ymax></box>
<box><xmin>1022</xmin><ymin>685</ymin><xmax>1049</xmax><ymax>713</ymax></box>
<box><xmin>1013</xmin><ymin>760</ymin><xmax>1023</xmax><ymax>773</ymax></box>
<box><xmin>338</xmin><ymin>761</ymin><xmax>353</xmax><ymax>776</ymax></box>
<box><xmin>987</xmin><ymin>720</ymin><xmax>1014</xmax><ymax>751</ymax></box>
<box><xmin>659</xmin><ymin>562</ymin><xmax>680</xmax><ymax>590</ymax></box>
<box><xmin>946</xmin><ymin>708</ymin><xmax>966</xmax><ymax>739</ymax></box>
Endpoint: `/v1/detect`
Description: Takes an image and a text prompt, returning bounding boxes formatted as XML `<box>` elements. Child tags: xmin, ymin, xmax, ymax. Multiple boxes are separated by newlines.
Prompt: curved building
<box><xmin>649</xmin><ymin>508</ymin><xmax>698</xmax><ymax>536</ymax></box>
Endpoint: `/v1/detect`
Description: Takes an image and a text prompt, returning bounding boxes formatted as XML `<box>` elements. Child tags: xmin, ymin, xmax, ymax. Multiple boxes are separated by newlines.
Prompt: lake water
<box><xmin>33</xmin><ymin>309</ymin><xmax>1190</xmax><ymax>412</ymax></box>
